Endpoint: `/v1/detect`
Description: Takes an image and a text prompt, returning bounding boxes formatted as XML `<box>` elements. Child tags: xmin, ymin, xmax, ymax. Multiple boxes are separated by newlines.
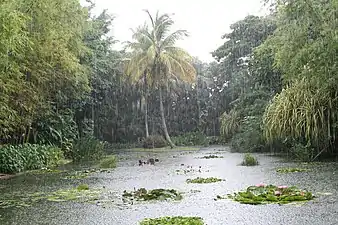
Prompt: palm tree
<box><xmin>126</xmin><ymin>10</ymin><xmax>196</xmax><ymax>147</ymax></box>
<box><xmin>124</xmin><ymin>24</ymin><xmax>153</xmax><ymax>138</ymax></box>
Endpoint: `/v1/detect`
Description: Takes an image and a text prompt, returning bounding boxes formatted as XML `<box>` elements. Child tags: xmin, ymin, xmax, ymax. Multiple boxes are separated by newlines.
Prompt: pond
<box><xmin>0</xmin><ymin>146</ymin><xmax>337</xmax><ymax>225</ymax></box>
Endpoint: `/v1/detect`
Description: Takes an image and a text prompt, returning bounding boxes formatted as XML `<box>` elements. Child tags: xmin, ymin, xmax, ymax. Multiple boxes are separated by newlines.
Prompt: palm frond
<box><xmin>160</xmin><ymin>30</ymin><xmax>189</xmax><ymax>48</ymax></box>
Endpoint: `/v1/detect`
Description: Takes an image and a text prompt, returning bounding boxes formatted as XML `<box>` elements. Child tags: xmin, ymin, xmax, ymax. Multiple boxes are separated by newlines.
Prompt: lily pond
<box><xmin>0</xmin><ymin>146</ymin><xmax>337</xmax><ymax>225</ymax></box>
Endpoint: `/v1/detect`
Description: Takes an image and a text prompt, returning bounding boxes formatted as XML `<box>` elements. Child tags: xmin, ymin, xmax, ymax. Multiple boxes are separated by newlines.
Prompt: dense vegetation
<box><xmin>0</xmin><ymin>0</ymin><xmax>337</xmax><ymax>174</ymax></box>
<box><xmin>218</xmin><ymin>0</ymin><xmax>337</xmax><ymax>161</ymax></box>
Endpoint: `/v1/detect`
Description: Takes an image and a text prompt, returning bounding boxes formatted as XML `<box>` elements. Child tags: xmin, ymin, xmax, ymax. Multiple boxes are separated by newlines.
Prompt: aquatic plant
<box><xmin>219</xmin><ymin>184</ymin><xmax>314</xmax><ymax>205</ymax></box>
<box><xmin>62</xmin><ymin>168</ymin><xmax>100</xmax><ymax>180</ymax></box>
<box><xmin>122</xmin><ymin>188</ymin><xmax>182</xmax><ymax>201</ymax></box>
<box><xmin>200</xmin><ymin>155</ymin><xmax>223</xmax><ymax>159</ymax></box>
<box><xmin>0</xmin><ymin>185</ymin><xmax>101</xmax><ymax>208</ymax></box>
<box><xmin>98</xmin><ymin>155</ymin><xmax>117</xmax><ymax>169</ymax></box>
<box><xmin>186</xmin><ymin>177</ymin><xmax>224</xmax><ymax>184</ymax></box>
<box><xmin>139</xmin><ymin>216</ymin><xmax>204</xmax><ymax>225</ymax></box>
<box><xmin>241</xmin><ymin>153</ymin><xmax>259</xmax><ymax>166</ymax></box>
<box><xmin>26</xmin><ymin>168</ymin><xmax>63</xmax><ymax>175</ymax></box>
<box><xmin>276</xmin><ymin>167</ymin><xmax>309</xmax><ymax>173</ymax></box>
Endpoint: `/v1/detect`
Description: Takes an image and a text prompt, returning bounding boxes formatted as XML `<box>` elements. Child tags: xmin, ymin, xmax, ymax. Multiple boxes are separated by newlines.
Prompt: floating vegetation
<box><xmin>139</xmin><ymin>216</ymin><xmax>204</xmax><ymax>225</ymax></box>
<box><xmin>62</xmin><ymin>168</ymin><xmax>101</xmax><ymax>179</ymax></box>
<box><xmin>98</xmin><ymin>155</ymin><xmax>117</xmax><ymax>169</ymax></box>
<box><xmin>241</xmin><ymin>153</ymin><xmax>259</xmax><ymax>166</ymax></box>
<box><xmin>205</xmin><ymin>152</ymin><xmax>223</xmax><ymax>155</ymax></box>
<box><xmin>199</xmin><ymin>155</ymin><xmax>223</xmax><ymax>159</ymax></box>
<box><xmin>0</xmin><ymin>184</ymin><xmax>102</xmax><ymax>208</ymax></box>
<box><xmin>46</xmin><ymin>185</ymin><xmax>100</xmax><ymax>202</ymax></box>
<box><xmin>276</xmin><ymin>167</ymin><xmax>309</xmax><ymax>173</ymax></box>
<box><xmin>27</xmin><ymin>168</ymin><xmax>63</xmax><ymax>175</ymax></box>
<box><xmin>175</xmin><ymin>165</ymin><xmax>204</xmax><ymax>175</ymax></box>
<box><xmin>122</xmin><ymin>188</ymin><xmax>182</xmax><ymax>201</ymax></box>
<box><xmin>186</xmin><ymin>177</ymin><xmax>224</xmax><ymax>184</ymax></box>
<box><xmin>218</xmin><ymin>184</ymin><xmax>314</xmax><ymax>205</ymax></box>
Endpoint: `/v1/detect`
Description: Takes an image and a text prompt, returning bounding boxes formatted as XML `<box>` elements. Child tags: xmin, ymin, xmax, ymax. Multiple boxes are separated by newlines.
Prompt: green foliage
<box><xmin>71</xmin><ymin>136</ymin><xmax>105</xmax><ymax>162</ymax></box>
<box><xmin>172</xmin><ymin>132</ymin><xmax>208</xmax><ymax>146</ymax></box>
<box><xmin>142</xmin><ymin>135</ymin><xmax>167</xmax><ymax>149</ymax></box>
<box><xmin>241</xmin><ymin>153</ymin><xmax>259</xmax><ymax>166</ymax></box>
<box><xmin>225</xmin><ymin>184</ymin><xmax>314</xmax><ymax>205</ymax></box>
<box><xmin>230</xmin><ymin>116</ymin><xmax>266</xmax><ymax>153</ymax></box>
<box><xmin>220</xmin><ymin>110</ymin><xmax>240</xmax><ymax>140</ymax></box>
<box><xmin>139</xmin><ymin>216</ymin><xmax>204</xmax><ymax>225</ymax></box>
<box><xmin>260</xmin><ymin>0</ymin><xmax>338</xmax><ymax>159</ymax></box>
<box><xmin>263</xmin><ymin>79</ymin><xmax>337</xmax><ymax>154</ymax></box>
<box><xmin>122</xmin><ymin>188</ymin><xmax>182</xmax><ymax>201</ymax></box>
<box><xmin>186</xmin><ymin>177</ymin><xmax>223</xmax><ymax>184</ymax></box>
<box><xmin>288</xmin><ymin>142</ymin><xmax>315</xmax><ymax>162</ymax></box>
<box><xmin>0</xmin><ymin>144</ymin><xmax>63</xmax><ymax>174</ymax></box>
<box><xmin>76</xmin><ymin>184</ymin><xmax>89</xmax><ymax>191</ymax></box>
<box><xmin>98</xmin><ymin>155</ymin><xmax>117</xmax><ymax>169</ymax></box>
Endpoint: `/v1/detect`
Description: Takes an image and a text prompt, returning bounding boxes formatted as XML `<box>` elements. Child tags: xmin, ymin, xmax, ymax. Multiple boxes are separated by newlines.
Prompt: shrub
<box><xmin>172</xmin><ymin>131</ymin><xmax>208</xmax><ymax>146</ymax></box>
<box><xmin>142</xmin><ymin>135</ymin><xmax>167</xmax><ymax>148</ymax></box>
<box><xmin>220</xmin><ymin>109</ymin><xmax>240</xmax><ymax>140</ymax></box>
<box><xmin>0</xmin><ymin>144</ymin><xmax>64</xmax><ymax>174</ymax></box>
<box><xmin>98</xmin><ymin>155</ymin><xmax>117</xmax><ymax>168</ymax></box>
<box><xmin>241</xmin><ymin>153</ymin><xmax>259</xmax><ymax>166</ymax></box>
<box><xmin>71</xmin><ymin>136</ymin><xmax>105</xmax><ymax>162</ymax></box>
<box><xmin>230</xmin><ymin>116</ymin><xmax>266</xmax><ymax>153</ymax></box>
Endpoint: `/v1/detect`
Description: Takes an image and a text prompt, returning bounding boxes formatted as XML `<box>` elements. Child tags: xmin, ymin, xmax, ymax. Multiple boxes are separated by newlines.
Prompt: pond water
<box><xmin>0</xmin><ymin>146</ymin><xmax>337</xmax><ymax>225</ymax></box>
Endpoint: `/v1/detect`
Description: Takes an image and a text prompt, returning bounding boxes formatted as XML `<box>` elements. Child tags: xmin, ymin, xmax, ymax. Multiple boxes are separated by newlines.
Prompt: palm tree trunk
<box><xmin>159</xmin><ymin>86</ymin><xmax>175</xmax><ymax>148</ymax></box>
<box><xmin>144</xmin><ymin>72</ymin><xmax>149</xmax><ymax>138</ymax></box>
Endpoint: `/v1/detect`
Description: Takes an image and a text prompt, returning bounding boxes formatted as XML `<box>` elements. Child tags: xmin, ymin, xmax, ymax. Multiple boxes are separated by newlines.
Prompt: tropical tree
<box><xmin>126</xmin><ymin>10</ymin><xmax>196</xmax><ymax>147</ymax></box>
<box><xmin>124</xmin><ymin>24</ymin><xmax>153</xmax><ymax>138</ymax></box>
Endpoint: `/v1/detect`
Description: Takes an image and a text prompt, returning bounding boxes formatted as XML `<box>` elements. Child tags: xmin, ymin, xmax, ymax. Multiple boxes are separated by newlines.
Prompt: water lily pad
<box><xmin>276</xmin><ymin>167</ymin><xmax>309</xmax><ymax>173</ymax></box>
<box><xmin>199</xmin><ymin>155</ymin><xmax>223</xmax><ymax>159</ymax></box>
<box><xmin>139</xmin><ymin>216</ymin><xmax>204</xmax><ymax>225</ymax></box>
<box><xmin>186</xmin><ymin>177</ymin><xmax>224</xmax><ymax>184</ymax></box>
<box><xmin>122</xmin><ymin>188</ymin><xmax>182</xmax><ymax>201</ymax></box>
<box><xmin>218</xmin><ymin>184</ymin><xmax>314</xmax><ymax>205</ymax></box>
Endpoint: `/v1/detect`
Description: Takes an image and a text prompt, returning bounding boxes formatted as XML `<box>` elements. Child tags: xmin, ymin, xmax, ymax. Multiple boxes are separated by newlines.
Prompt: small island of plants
<box><xmin>276</xmin><ymin>167</ymin><xmax>309</xmax><ymax>173</ymax></box>
<box><xmin>186</xmin><ymin>177</ymin><xmax>224</xmax><ymax>184</ymax></box>
<box><xmin>220</xmin><ymin>184</ymin><xmax>314</xmax><ymax>205</ymax></box>
<box><xmin>199</xmin><ymin>155</ymin><xmax>224</xmax><ymax>159</ymax></box>
<box><xmin>139</xmin><ymin>216</ymin><xmax>204</xmax><ymax>225</ymax></box>
<box><xmin>122</xmin><ymin>188</ymin><xmax>182</xmax><ymax>201</ymax></box>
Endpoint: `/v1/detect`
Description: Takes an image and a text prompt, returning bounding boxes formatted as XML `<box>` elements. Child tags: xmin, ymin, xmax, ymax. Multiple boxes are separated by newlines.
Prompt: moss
<box><xmin>139</xmin><ymin>216</ymin><xmax>204</xmax><ymax>225</ymax></box>
<box><xmin>122</xmin><ymin>188</ymin><xmax>182</xmax><ymax>201</ymax></box>
<box><xmin>186</xmin><ymin>177</ymin><xmax>224</xmax><ymax>184</ymax></box>
<box><xmin>276</xmin><ymin>167</ymin><xmax>309</xmax><ymax>173</ymax></box>
<box><xmin>219</xmin><ymin>184</ymin><xmax>314</xmax><ymax>205</ymax></box>
<box><xmin>241</xmin><ymin>153</ymin><xmax>259</xmax><ymax>166</ymax></box>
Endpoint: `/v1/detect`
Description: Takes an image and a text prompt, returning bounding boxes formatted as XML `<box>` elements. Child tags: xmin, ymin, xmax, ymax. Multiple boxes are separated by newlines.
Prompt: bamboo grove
<box><xmin>0</xmin><ymin>0</ymin><xmax>337</xmax><ymax>161</ymax></box>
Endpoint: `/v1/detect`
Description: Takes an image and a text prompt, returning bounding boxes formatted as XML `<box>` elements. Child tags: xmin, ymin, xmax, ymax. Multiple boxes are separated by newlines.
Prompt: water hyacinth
<box><xmin>225</xmin><ymin>184</ymin><xmax>314</xmax><ymax>205</ymax></box>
